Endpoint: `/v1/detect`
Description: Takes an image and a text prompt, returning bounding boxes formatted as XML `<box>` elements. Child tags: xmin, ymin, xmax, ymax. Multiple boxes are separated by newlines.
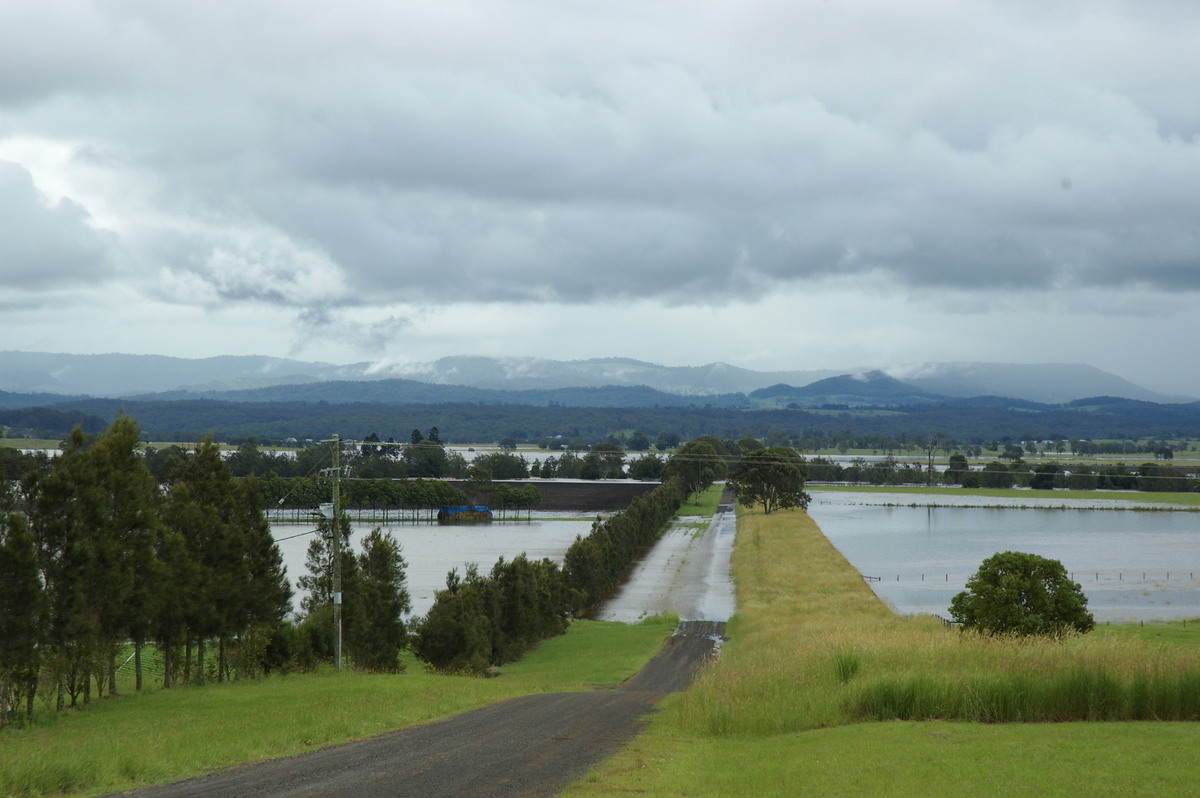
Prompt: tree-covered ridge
<box><xmin>132</xmin><ymin>377</ymin><xmax>753</xmax><ymax>409</ymax></box>
<box><xmin>7</xmin><ymin>390</ymin><xmax>1200</xmax><ymax>449</ymax></box>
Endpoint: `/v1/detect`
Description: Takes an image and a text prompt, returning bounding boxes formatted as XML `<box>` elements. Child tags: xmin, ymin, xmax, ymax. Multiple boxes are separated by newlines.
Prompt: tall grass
<box><xmin>667</xmin><ymin>508</ymin><xmax>1200</xmax><ymax>735</ymax></box>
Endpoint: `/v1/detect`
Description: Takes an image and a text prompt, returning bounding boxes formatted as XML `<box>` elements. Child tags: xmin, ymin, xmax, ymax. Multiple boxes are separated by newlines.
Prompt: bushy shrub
<box><xmin>950</xmin><ymin>551</ymin><xmax>1094</xmax><ymax>636</ymax></box>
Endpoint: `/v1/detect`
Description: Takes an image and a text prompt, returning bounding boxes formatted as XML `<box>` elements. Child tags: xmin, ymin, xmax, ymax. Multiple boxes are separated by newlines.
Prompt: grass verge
<box><xmin>564</xmin><ymin>507</ymin><xmax>1200</xmax><ymax>796</ymax></box>
<box><xmin>0</xmin><ymin>616</ymin><xmax>676</xmax><ymax>797</ymax></box>
<box><xmin>677</xmin><ymin>483</ymin><xmax>725</xmax><ymax>517</ymax></box>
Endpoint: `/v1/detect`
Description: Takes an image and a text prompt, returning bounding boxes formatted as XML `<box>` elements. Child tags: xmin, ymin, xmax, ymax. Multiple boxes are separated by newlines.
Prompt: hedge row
<box><xmin>410</xmin><ymin>476</ymin><xmax>687</xmax><ymax>672</ymax></box>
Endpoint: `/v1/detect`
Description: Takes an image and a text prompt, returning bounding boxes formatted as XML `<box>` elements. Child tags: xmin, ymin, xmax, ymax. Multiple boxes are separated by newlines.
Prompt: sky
<box><xmin>3</xmin><ymin>0</ymin><xmax>1200</xmax><ymax>396</ymax></box>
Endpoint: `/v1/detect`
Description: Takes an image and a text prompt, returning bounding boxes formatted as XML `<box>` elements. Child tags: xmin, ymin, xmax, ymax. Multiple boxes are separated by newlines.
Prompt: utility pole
<box><xmin>331</xmin><ymin>434</ymin><xmax>342</xmax><ymax>671</ymax></box>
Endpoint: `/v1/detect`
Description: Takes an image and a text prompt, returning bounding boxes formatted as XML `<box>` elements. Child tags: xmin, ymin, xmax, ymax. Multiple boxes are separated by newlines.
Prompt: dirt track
<box><xmin>110</xmin><ymin>621</ymin><xmax>725</xmax><ymax>798</ymax></box>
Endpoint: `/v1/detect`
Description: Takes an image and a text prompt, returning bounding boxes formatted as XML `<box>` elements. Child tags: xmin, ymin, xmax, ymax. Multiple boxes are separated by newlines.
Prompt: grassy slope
<box><xmin>565</xmin><ymin>507</ymin><xmax>1200</xmax><ymax>797</ymax></box>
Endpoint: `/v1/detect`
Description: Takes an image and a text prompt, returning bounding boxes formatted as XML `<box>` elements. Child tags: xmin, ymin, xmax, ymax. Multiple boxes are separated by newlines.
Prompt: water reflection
<box><xmin>807</xmin><ymin>490</ymin><xmax>1200</xmax><ymax>623</ymax></box>
<box><xmin>272</xmin><ymin>514</ymin><xmax>597</xmax><ymax>618</ymax></box>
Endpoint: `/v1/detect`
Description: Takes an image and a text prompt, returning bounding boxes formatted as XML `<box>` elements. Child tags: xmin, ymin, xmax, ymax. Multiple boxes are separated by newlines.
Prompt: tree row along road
<box><xmin>111</xmin><ymin>507</ymin><xmax>737</xmax><ymax>797</ymax></box>
<box><xmin>110</xmin><ymin>622</ymin><xmax>725</xmax><ymax>798</ymax></box>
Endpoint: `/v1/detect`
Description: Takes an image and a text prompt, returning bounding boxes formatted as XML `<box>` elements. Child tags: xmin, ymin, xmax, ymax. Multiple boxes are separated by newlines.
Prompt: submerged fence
<box><xmin>862</xmin><ymin>570</ymin><xmax>1197</xmax><ymax>584</ymax></box>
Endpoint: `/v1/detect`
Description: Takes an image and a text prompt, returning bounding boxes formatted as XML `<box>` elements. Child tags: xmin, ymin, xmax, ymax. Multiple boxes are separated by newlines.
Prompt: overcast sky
<box><xmin>3</xmin><ymin>1</ymin><xmax>1199</xmax><ymax>395</ymax></box>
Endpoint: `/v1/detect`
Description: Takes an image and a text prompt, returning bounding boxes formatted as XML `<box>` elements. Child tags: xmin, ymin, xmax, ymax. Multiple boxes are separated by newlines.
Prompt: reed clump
<box><xmin>668</xmin><ymin>507</ymin><xmax>1200</xmax><ymax>735</ymax></box>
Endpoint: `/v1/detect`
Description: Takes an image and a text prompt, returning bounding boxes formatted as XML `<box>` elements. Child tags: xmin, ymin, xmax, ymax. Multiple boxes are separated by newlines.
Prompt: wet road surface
<box><xmin>595</xmin><ymin>502</ymin><xmax>736</xmax><ymax>623</ymax></box>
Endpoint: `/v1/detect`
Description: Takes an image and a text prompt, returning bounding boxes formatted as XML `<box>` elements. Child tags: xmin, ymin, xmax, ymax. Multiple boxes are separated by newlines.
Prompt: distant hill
<box><xmin>0</xmin><ymin>351</ymin><xmax>1188</xmax><ymax>406</ymax></box>
<box><xmin>134</xmin><ymin>379</ymin><xmax>752</xmax><ymax>409</ymax></box>
<box><xmin>886</xmin><ymin>362</ymin><xmax>1181</xmax><ymax>405</ymax></box>
<box><xmin>749</xmin><ymin>371</ymin><xmax>946</xmax><ymax>408</ymax></box>
<box><xmin>0</xmin><ymin>351</ymin><xmax>351</xmax><ymax>396</ymax></box>
<box><xmin>6</xmin><ymin>353</ymin><xmax>1200</xmax><ymax>443</ymax></box>
<box><xmin>376</xmin><ymin>355</ymin><xmax>841</xmax><ymax>396</ymax></box>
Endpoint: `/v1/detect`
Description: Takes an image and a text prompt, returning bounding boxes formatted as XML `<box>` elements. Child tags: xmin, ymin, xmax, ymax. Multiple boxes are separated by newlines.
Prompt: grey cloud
<box><xmin>0</xmin><ymin>161</ymin><xmax>112</xmax><ymax>289</ymax></box>
<box><xmin>4</xmin><ymin>0</ymin><xmax>1200</xmax><ymax>312</ymax></box>
<box><xmin>291</xmin><ymin>306</ymin><xmax>412</xmax><ymax>356</ymax></box>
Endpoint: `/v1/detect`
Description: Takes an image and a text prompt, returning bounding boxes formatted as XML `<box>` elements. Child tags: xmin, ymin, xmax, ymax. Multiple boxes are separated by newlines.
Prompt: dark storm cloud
<box><xmin>3</xmin><ymin>0</ymin><xmax>1200</xmax><ymax>312</ymax></box>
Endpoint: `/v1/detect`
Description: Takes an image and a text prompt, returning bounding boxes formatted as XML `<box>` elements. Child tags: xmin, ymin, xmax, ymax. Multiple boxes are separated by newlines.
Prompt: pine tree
<box><xmin>236</xmin><ymin>477</ymin><xmax>293</xmax><ymax>629</ymax></box>
<box><xmin>297</xmin><ymin>514</ymin><xmax>359</xmax><ymax>666</ymax></box>
<box><xmin>347</xmin><ymin>529</ymin><xmax>410</xmax><ymax>672</ymax></box>
<box><xmin>164</xmin><ymin>437</ymin><xmax>290</xmax><ymax>682</ymax></box>
<box><xmin>297</xmin><ymin>514</ymin><xmax>354</xmax><ymax>615</ymax></box>
<box><xmin>31</xmin><ymin>427</ymin><xmax>101</xmax><ymax>707</ymax></box>
<box><xmin>0</xmin><ymin>512</ymin><xmax>43</xmax><ymax>725</ymax></box>
<box><xmin>88</xmin><ymin>415</ymin><xmax>161</xmax><ymax>694</ymax></box>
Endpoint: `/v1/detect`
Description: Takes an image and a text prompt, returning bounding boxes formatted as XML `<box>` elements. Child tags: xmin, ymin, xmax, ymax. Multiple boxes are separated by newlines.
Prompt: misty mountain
<box><xmin>749</xmin><ymin>371</ymin><xmax>946</xmax><ymax>408</ymax></box>
<box><xmin>0</xmin><ymin>351</ymin><xmax>1187</xmax><ymax>406</ymax></box>
<box><xmin>133</xmin><ymin>379</ymin><xmax>752</xmax><ymax>409</ymax></box>
<box><xmin>373</xmin><ymin>355</ymin><xmax>842</xmax><ymax>395</ymax></box>
<box><xmin>0</xmin><ymin>351</ymin><xmax>352</xmax><ymax>396</ymax></box>
<box><xmin>887</xmin><ymin>362</ymin><xmax>1180</xmax><ymax>405</ymax></box>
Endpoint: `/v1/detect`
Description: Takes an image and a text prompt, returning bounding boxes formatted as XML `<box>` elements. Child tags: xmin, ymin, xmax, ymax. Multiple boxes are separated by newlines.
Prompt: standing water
<box><xmin>594</xmin><ymin>504</ymin><xmax>737</xmax><ymax>623</ymax></box>
<box><xmin>807</xmin><ymin>490</ymin><xmax>1200</xmax><ymax>623</ymax></box>
<box><xmin>272</xmin><ymin>514</ymin><xmax>596</xmax><ymax>618</ymax></box>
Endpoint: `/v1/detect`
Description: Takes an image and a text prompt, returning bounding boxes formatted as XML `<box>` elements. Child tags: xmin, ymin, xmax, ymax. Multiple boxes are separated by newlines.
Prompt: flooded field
<box><xmin>808</xmin><ymin>490</ymin><xmax>1200</xmax><ymax>622</ymax></box>
<box><xmin>272</xmin><ymin>505</ymin><xmax>738</xmax><ymax>623</ymax></box>
<box><xmin>272</xmin><ymin>513</ymin><xmax>597</xmax><ymax>618</ymax></box>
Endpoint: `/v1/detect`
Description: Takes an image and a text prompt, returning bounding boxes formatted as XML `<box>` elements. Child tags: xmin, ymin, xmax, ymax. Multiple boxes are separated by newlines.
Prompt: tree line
<box><xmin>804</xmin><ymin>454</ymin><xmax>1198</xmax><ymax>492</ymax></box>
<box><xmin>0</xmin><ymin>419</ymin><xmax>418</xmax><ymax>727</ymax></box>
<box><xmin>410</xmin><ymin>475</ymin><xmax>690</xmax><ymax>673</ymax></box>
<box><xmin>0</xmin><ymin>415</ymin><xmax>704</xmax><ymax>726</ymax></box>
<box><xmin>0</xmin><ymin>417</ymin><xmax>293</xmax><ymax>725</ymax></box>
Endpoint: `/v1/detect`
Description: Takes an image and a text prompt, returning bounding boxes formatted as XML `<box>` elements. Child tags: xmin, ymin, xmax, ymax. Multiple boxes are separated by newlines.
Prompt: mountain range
<box><xmin>0</xmin><ymin>351</ymin><xmax>1188</xmax><ymax>407</ymax></box>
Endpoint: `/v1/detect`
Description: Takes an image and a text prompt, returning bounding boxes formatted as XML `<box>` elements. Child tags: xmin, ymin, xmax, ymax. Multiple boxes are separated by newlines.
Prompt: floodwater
<box><xmin>272</xmin><ymin>513</ymin><xmax>597</xmax><ymax>618</ymax></box>
<box><xmin>807</xmin><ymin>490</ymin><xmax>1200</xmax><ymax>623</ymax></box>
<box><xmin>594</xmin><ymin>504</ymin><xmax>737</xmax><ymax>623</ymax></box>
<box><xmin>271</xmin><ymin>505</ymin><xmax>739</xmax><ymax>624</ymax></box>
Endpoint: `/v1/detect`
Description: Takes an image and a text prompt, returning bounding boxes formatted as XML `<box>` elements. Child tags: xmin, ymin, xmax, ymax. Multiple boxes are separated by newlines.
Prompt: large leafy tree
<box><xmin>730</xmin><ymin>447</ymin><xmax>811</xmax><ymax>514</ymax></box>
<box><xmin>950</xmin><ymin>551</ymin><xmax>1095</xmax><ymax>636</ymax></box>
<box><xmin>663</xmin><ymin>439</ymin><xmax>726</xmax><ymax>503</ymax></box>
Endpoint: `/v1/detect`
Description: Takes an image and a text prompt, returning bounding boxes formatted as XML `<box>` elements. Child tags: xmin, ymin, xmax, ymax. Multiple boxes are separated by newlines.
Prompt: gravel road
<box><xmin>110</xmin><ymin>622</ymin><xmax>725</xmax><ymax>798</ymax></box>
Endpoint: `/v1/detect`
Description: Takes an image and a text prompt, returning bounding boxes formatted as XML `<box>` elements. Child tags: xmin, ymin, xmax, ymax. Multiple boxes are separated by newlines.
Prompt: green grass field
<box><xmin>564</xmin><ymin>506</ymin><xmax>1200</xmax><ymax>797</ymax></box>
<box><xmin>7</xmin><ymin>481</ymin><xmax>1199</xmax><ymax>796</ymax></box>
<box><xmin>0</xmin><ymin>617</ymin><xmax>677</xmax><ymax>797</ymax></box>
